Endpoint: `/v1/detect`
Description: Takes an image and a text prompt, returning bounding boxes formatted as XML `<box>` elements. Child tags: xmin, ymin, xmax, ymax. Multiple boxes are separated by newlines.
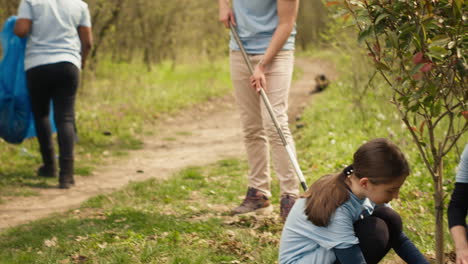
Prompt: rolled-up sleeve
<box><xmin>448</xmin><ymin>182</ymin><xmax>468</xmax><ymax>228</ymax></box>
<box><xmin>17</xmin><ymin>0</ymin><xmax>33</xmax><ymax>19</ymax></box>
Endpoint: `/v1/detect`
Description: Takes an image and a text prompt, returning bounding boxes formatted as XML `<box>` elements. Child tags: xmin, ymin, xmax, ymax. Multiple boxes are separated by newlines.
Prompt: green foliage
<box><xmin>326</xmin><ymin>1</ymin><xmax>466</xmax><ymax>261</ymax></box>
<box><xmin>84</xmin><ymin>0</ymin><xmax>230</xmax><ymax>67</ymax></box>
<box><xmin>338</xmin><ymin>0</ymin><xmax>467</xmax><ymax>153</ymax></box>
<box><xmin>296</xmin><ymin>0</ymin><xmax>329</xmax><ymax>50</ymax></box>
<box><xmin>0</xmin><ymin>0</ymin><xmax>17</xmax><ymax>24</ymax></box>
<box><xmin>0</xmin><ymin>0</ymin><xmax>329</xmax><ymax>66</ymax></box>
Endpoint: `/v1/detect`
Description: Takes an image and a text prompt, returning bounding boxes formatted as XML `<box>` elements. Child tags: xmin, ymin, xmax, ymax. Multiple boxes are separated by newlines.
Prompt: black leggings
<box><xmin>335</xmin><ymin>206</ymin><xmax>427</xmax><ymax>264</ymax></box>
<box><xmin>26</xmin><ymin>62</ymin><xmax>79</xmax><ymax>180</ymax></box>
<box><xmin>353</xmin><ymin>206</ymin><xmax>402</xmax><ymax>263</ymax></box>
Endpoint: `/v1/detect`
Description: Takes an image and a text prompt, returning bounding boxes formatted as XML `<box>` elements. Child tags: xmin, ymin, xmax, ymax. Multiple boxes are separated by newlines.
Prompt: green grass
<box><xmin>0</xmin><ymin>159</ymin><xmax>286</xmax><ymax>264</ymax></box>
<box><xmin>0</xmin><ymin>58</ymin><xmax>232</xmax><ymax>202</ymax></box>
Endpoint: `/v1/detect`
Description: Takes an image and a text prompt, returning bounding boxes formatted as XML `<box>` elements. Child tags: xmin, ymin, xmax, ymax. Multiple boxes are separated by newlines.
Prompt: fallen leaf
<box><xmin>97</xmin><ymin>242</ymin><xmax>107</xmax><ymax>249</ymax></box>
<box><xmin>75</xmin><ymin>235</ymin><xmax>88</xmax><ymax>242</ymax></box>
<box><xmin>44</xmin><ymin>237</ymin><xmax>57</xmax><ymax>248</ymax></box>
<box><xmin>71</xmin><ymin>254</ymin><xmax>88</xmax><ymax>263</ymax></box>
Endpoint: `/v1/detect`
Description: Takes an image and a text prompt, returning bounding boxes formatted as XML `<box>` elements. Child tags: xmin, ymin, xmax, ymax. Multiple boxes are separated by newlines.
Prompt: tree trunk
<box><xmin>434</xmin><ymin>160</ymin><xmax>445</xmax><ymax>264</ymax></box>
<box><xmin>89</xmin><ymin>0</ymin><xmax>125</xmax><ymax>69</ymax></box>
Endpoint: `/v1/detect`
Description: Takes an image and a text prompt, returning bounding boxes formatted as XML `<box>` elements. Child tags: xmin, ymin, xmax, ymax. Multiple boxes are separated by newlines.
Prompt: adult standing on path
<box><xmin>14</xmin><ymin>0</ymin><xmax>93</xmax><ymax>189</ymax></box>
<box><xmin>218</xmin><ymin>0</ymin><xmax>300</xmax><ymax>221</ymax></box>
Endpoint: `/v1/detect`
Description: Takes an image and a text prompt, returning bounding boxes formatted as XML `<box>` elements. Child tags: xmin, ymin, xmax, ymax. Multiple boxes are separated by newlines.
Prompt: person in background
<box><xmin>218</xmin><ymin>0</ymin><xmax>300</xmax><ymax>222</ymax></box>
<box><xmin>279</xmin><ymin>138</ymin><xmax>428</xmax><ymax>264</ymax></box>
<box><xmin>448</xmin><ymin>144</ymin><xmax>468</xmax><ymax>264</ymax></box>
<box><xmin>14</xmin><ymin>0</ymin><xmax>93</xmax><ymax>189</ymax></box>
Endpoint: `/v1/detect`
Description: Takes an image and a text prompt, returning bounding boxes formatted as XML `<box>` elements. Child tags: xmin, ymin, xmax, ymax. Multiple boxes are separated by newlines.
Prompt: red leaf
<box><xmin>419</xmin><ymin>121</ymin><xmax>425</xmax><ymax>136</ymax></box>
<box><xmin>420</xmin><ymin>62</ymin><xmax>432</xmax><ymax>72</ymax></box>
<box><xmin>462</xmin><ymin>111</ymin><xmax>468</xmax><ymax>121</ymax></box>
<box><xmin>326</xmin><ymin>1</ymin><xmax>342</xmax><ymax>6</ymax></box>
<box><xmin>342</xmin><ymin>13</ymin><xmax>351</xmax><ymax>22</ymax></box>
<box><xmin>413</xmin><ymin>52</ymin><xmax>424</xmax><ymax>64</ymax></box>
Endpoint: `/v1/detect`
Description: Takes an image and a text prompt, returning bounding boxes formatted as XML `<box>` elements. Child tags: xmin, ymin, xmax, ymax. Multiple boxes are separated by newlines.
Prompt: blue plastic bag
<box><xmin>0</xmin><ymin>16</ymin><xmax>55</xmax><ymax>144</ymax></box>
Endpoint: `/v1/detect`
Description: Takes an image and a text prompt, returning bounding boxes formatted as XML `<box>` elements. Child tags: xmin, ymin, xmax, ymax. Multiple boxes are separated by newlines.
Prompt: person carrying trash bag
<box><xmin>14</xmin><ymin>0</ymin><xmax>93</xmax><ymax>189</ymax></box>
<box><xmin>218</xmin><ymin>0</ymin><xmax>301</xmax><ymax>222</ymax></box>
<box><xmin>0</xmin><ymin>16</ymin><xmax>58</xmax><ymax>145</ymax></box>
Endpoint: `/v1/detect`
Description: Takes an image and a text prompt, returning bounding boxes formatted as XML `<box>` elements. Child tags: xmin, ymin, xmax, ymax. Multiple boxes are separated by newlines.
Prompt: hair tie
<box><xmin>343</xmin><ymin>165</ymin><xmax>354</xmax><ymax>177</ymax></box>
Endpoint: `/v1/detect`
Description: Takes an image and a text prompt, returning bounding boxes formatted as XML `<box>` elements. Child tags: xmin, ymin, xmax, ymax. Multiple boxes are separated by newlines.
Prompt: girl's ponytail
<box><xmin>302</xmin><ymin>138</ymin><xmax>409</xmax><ymax>227</ymax></box>
<box><xmin>302</xmin><ymin>167</ymin><xmax>351</xmax><ymax>227</ymax></box>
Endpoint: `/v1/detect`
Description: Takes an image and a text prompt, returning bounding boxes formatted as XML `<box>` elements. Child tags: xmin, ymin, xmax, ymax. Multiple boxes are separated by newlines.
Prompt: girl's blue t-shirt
<box><xmin>279</xmin><ymin>194</ymin><xmax>374</xmax><ymax>264</ymax></box>
<box><xmin>456</xmin><ymin>144</ymin><xmax>468</xmax><ymax>183</ymax></box>
<box><xmin>230</xmin><ymin>0</ymin><xmax>296</xmax><ymax>54</ymax></box>
<box><xmin>17</xmin><ymin>0</ymin><xmax>91</xmax><ymax>70</ymax></box>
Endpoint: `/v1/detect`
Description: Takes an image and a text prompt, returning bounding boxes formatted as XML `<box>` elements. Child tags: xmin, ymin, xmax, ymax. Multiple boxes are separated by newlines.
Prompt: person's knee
<box><xmin>30</xmin><ymin>100</ymin><xmax>51</xmax><ymax>118</ymax></box>
<box><xmin>355</xmin><ymin>217</ymin><xmax>389</xmax><ymax>249</ymax></box>
<box><xmin>53</xmin><ymin>108</ymin><xmax>74</xmax><ymax>124</ymax></box>
<box><xmin>242</xmin><ymin>124</ymin><xmax>265</xmax><ymax>140</ymax></box>
<box><xmin>373</xmin><ymin>207</ymin><xmax>403</xmax><ymax>235</ymax></box>
<box><xmin>354</xmin><ymin>217</ymin><xmax>390</xmax><ymax>264</ymax></box>
<box><xmin>264</xmin><ymin>121</ymin><xmax>291</xmax><ymax>141</ymax></box>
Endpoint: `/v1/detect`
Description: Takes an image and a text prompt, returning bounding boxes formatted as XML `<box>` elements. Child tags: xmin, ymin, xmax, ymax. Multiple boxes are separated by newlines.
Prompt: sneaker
<box><xmin>37</xmin><ymin>165</ymin><xmax>57</xmax><ymax>178</ymax></box>
<box><xmin>231</xmin><ymin>187</ymin><xmax>272</xmax><ymax>215</ymax></box>
<box><xmin>280</xmin><ymin>194</ymin><xmax>296</xmax><ymax>222</ymax></box>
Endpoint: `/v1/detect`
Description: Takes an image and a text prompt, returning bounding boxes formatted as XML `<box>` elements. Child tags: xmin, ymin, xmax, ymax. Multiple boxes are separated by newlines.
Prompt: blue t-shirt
<box><xmin>17</xmin><ymin>0</ymin><xmax>91</xmax><ymax>70</ymax></box>
<box><xmin>230</xmin><ymin>0</ymin><xmax>296</xmax><ymax>54</ymax></box>
<box><xmin>456</xmin><ymin>144</ymin><xmax>468</xmax><ymax>183</ymax></box>
<box><xmin>279</xmin><ymin>194</ymin><xmax>375</xmax><ymax>264</ymax></box>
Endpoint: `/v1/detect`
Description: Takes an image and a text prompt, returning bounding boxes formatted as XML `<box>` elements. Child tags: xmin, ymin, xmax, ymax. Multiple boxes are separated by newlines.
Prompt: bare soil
<box><xmin>0</xmin><ymin>57</ymin><xmax>336</xmax><ymax>230</ymax></box>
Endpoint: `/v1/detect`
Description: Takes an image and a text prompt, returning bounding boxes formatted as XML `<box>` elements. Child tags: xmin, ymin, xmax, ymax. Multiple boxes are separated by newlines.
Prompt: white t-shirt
<box><xmin>279</xmin><ymin>194</ymin><xmax>375</xmax><ymax>264</ymax></box>
<box><xmin>17</xmin><ymin>0</ymin><xmax>91</xmax><ymax>70</ymax></box>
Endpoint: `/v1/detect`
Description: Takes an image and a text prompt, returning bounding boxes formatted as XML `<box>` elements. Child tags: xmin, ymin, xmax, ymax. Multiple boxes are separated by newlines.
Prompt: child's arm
<box><xmin>393</xmin><ymin>232</ymin><xmax>429</xmax><ymax>264</ymax></box>
<box><xmin>333</xmin><ymin>245</ymin><xmax>367</xmax><ymax>264</ymax></box>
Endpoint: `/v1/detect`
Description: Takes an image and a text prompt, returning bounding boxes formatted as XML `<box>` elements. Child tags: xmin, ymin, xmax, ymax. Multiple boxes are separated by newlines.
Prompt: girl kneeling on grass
<box><xmin>279</xmin><ymin>138</ymin><xmax>429</xmax><ymax>264</ymax></box>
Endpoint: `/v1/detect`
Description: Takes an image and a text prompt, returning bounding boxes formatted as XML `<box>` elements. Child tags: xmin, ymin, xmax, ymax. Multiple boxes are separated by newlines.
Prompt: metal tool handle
<box><xmin>229</xmin><ymin>23</ymin><xmax>307</xmax><ymax>191</ymax></box>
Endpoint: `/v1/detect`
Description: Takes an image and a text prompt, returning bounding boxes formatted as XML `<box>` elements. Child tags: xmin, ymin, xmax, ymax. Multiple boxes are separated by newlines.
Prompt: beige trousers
<box><xmin>230</xmin><ymin>50</ymin><xmax>299</xmax><ymax>198</ymax></box>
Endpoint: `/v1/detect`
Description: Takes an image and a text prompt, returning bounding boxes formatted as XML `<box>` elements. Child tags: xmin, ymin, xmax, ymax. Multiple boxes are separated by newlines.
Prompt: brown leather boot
<box><xmin>231</xmin><ymin>187</ymin><xmax>272</xmax><ymax>215</ymax></box>
<box><xmin>280</xmin><ymin>194</ymin><xmax>297</xmax><ymax>222</ymax></box>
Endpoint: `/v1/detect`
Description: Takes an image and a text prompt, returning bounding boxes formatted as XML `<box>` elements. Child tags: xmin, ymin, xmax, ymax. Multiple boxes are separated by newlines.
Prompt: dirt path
<box><xmin>0</xmin><ymin>57</ymin><xmax>336</xmax><ymax>230</ymax></box>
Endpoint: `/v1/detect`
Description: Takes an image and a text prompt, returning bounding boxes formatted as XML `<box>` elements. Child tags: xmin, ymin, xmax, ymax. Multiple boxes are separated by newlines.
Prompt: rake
<box><xmin>229</xmin><ymin>23</ymin><xmax>308</xmax><ymax>191</ymax></box>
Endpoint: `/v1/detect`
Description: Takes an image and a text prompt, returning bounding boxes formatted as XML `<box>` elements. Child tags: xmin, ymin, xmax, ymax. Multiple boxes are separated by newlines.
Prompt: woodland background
<box><xmin>0</xmin><ymin>0</ymin><xmax>328</xmax><ymax>69</ymax></box>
